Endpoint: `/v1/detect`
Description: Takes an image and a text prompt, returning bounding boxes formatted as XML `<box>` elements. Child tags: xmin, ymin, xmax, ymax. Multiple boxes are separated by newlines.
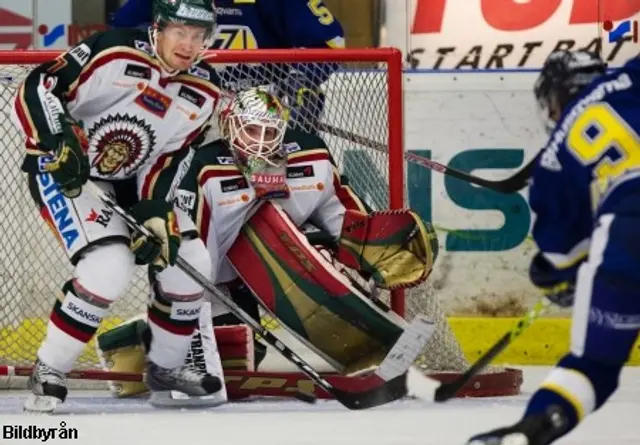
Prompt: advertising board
<box><xmin>1</xmin><ymin>1</ymin><xmax>74</xmax><ymax>49</ymax></box>
<box><xmin>385</xmin><ymin>0</ymin><xmax>640</xmax><ymax>69</ymax></box>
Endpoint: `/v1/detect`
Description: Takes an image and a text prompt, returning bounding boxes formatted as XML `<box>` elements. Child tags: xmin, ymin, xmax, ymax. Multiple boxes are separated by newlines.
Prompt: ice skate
<box><xmin>145</xmin><ymin>361</ymin><xmax>223</xmax><ymax>407</ymax></box>
<box><xmin>23</xmin><ymin>359</ymin><xmax>68</xmax><ymax>414</ymax></box>
<box><xmin>467</xmin><ymin>406</ymin><xmax>569</xmax><ymax>445</ymax></box>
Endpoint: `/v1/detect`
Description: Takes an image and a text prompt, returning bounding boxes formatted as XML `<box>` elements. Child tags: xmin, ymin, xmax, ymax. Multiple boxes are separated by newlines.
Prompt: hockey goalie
<box><xmin>97</xmin><ymin>87</ymin><xmax>439</xmax><ymax>404</ymax></box>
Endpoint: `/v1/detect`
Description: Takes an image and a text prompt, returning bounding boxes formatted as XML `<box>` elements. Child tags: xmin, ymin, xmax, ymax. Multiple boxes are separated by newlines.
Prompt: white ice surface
<box><xmin>0</xmin><ymin>367</ymin><xmax>638</xmax><ymax>445</ymax></box>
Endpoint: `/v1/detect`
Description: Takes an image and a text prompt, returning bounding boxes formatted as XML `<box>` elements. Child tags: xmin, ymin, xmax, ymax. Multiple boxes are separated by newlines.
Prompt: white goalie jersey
<box><xmin>175</xmin><ymin>127</ymin><xmax>368</xmax><ymax>283</ymax></box>
<box><xmin>11</xmin><ymin>28</ymin><xmax>221</xmax><ymax>200</ymax></box>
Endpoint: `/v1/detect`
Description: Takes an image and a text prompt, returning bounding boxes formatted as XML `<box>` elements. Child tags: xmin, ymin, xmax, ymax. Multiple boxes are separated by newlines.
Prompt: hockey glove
<box><xmin>336</xmin><ymin>209</ymin><xmax>438</xmax><ymax>289</ymax></box>
<box><xmin>129</xmin><ymin>199</ymin><xmax>181</xmax><ymax>273</ymax></box>
<box><xmin>529</xmin><ymin>252</ymin><xmax>579</xmax><ymax>307</ymax></box>
<box><xmin>282</xmin><ymin>68</ymin><xmax>326</xmax><ymax>134</ymax></box>
<box><xmin>43</xmin><ymin>115</ymin><xmax>90</xmax><ymax>198</ymax></box>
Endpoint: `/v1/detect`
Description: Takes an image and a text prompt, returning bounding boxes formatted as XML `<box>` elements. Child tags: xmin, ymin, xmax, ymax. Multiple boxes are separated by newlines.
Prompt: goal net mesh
<box><xmin>0</xmin><ymin>50</ymin><xmax>476</xmax><ymax>387</ymax></box>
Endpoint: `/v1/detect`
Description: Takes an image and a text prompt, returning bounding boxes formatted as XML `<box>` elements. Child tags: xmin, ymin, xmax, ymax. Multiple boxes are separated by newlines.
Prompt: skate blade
<box><xmin>23</xmin><ymin>394</ymin><xmax>60</xmax><ymax>414</ymax></box>
<box><xmin>149</xmin><ymin>389</ymin><xmax>227</xmax><ymax>408</ymax></box>
<box><xmin>501</xmin><ymin>435</ymin><xmax>529</xmax><ymax>445</ymax></box>
<box><xmin>468</xmin><ymin>433</ymin><xmax>529</xmax><ymax>445</ymax></box>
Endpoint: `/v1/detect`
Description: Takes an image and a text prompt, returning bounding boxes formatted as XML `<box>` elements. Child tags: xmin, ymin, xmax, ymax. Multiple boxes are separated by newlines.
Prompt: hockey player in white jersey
<box><xmin>95</xmin><ymin>86</ymin><xmax>439</xmax><ymax>402</ymax></box>
<box><xmin>11</xmin><ymin>0</ymin><xmax>225</xmax><ymax>412</ymax></box>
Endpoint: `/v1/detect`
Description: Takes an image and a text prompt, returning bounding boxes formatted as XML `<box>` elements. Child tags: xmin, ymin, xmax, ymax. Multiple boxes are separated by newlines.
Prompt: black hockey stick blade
<box><xmin>434</xmin><ymin>297</ymin><xmax>552</xmax><ymax>402</ymax></box>
<box><xmin>332</xmin><ymin>373</ymin><xmax>409</xmax><ymax>410</ymax></box>
<box><xmin>433</xmin><ymin>335</ymin><xmax>511</xmax><ymax>402</ymax></box>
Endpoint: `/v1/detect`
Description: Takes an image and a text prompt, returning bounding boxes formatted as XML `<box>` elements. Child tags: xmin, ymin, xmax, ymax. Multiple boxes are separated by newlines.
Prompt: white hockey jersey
<box><xmin>175</xmin><ymin>128</ymin><xmax>367</xmax><ymax>283</ymax></box>
<box><xmin>12</xmin><ymin>28</ymin><xmax>221</xmax><ymax>200</ymax></box>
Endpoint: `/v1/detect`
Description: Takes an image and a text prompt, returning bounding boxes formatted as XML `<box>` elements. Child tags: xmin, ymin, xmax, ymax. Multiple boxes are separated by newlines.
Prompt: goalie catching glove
<box><xmin>336</xmin><ymin>209</ymin><xmax>439</xmax><ymax>289</ymax></box>
<box><xmin>129</xmin><ymin>199</ymin><xmax>181</xmax><ymax>273</ymax></box>
<box><xmin>42</xmin><ymin>115</ymin><xmax>90</xmax><ymax>198</ymax></box>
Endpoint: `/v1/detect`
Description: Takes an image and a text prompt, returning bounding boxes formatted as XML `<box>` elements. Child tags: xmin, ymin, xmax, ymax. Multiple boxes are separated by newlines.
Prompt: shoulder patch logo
<box><xmin>283</xmin><ymin>142</ymin><xmax>301</xmax><ymax>154</ymax></box>
<box><xmin>134</xmin><ymin>40</ymin><xmax>153</xmax><ymax>56</ymax></box>
<box><xmin>188</xmin><ymin>65</ymin><xmax>210</xmax><ymax>80</ymax></box>
<box><xmin>175</xmin><ymin>189</ymin><xmax>196</xmax><ymax>211</ymax></box>
<box><xmin>216</xmin><ymin>156</ymin><xmax>235</xmax><ymax>165</ymax></box>
<box><xmin>68</xmin><ymin>43</ymin><xmax>91</xmax><ymax>66</ymax></box>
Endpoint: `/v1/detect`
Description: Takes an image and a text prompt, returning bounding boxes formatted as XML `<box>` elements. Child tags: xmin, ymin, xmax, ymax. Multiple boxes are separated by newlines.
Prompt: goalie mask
<box><xmin>220</xmin><ymin>88</ymin><xmax>290</xmax><ymax>199</ymax></box>
<box><xmin>534</xmin><ymin>50</ymin><xmax>606</xmax><ymax>134</ymax></box>
<box><xmin>150</xmin><ymin>0</ymin><xmax>217</xmax><ymax>75</ymax></box>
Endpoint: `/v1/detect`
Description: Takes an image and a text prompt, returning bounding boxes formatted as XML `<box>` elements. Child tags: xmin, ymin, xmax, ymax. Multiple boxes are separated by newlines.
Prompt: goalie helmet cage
<box><xmin>0</xmin><ymin>48</ymin><xmax>521</xmax><ymax>397</ymax></box>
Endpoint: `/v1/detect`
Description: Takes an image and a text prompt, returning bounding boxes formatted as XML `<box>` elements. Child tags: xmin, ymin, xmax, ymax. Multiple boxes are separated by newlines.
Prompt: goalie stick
<box><xmin>320</xmin><ymin>123</ymin><xmax>539</xmax><ymax>194</ymax></box>
<box><xmin>434</xmin><ymin>297</ymin><xmax>552</xmax><ymax>402</ymax></box>
<box><xmin>83</xmin><ymin>181</ymin><xmax>437</xmax><ymax>409</ymax></box>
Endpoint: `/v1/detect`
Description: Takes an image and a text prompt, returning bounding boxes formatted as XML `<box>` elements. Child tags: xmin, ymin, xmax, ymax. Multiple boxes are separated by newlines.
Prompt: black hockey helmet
<box><xmin>534</xmin><ymin>50</ymin><xmax>606</xmax><ymax>132</ymax></box>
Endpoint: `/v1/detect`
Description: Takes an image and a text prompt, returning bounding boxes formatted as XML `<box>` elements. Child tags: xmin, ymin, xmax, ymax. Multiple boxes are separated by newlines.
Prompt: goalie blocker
<box><xmin>97</xmin><ymin>201</ymin><xmax>438</xmax><ymax>400</ymax></box>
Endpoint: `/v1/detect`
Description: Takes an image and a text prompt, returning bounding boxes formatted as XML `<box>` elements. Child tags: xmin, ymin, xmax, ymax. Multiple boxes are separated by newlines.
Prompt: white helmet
<box><xmin>219</xmin><ymin>87</ymin><xmax>288</xmax><ymax>176</ymax></box>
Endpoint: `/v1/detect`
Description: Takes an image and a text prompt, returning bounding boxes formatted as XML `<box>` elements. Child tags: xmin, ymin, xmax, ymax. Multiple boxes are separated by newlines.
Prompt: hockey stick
<box><xmin>433</xmin><ymin>297</ymin><xmax>552</xmax><ymax>402</ymax></box>
<box><xmin>320</xmin><ymin>123</ymin><xmax>539</xmax><ymax>194</ymax></box>
<box><xmin>83</xmin><ymin>181</ymin><xmax>436</xmax><ymax>409</ymax></box>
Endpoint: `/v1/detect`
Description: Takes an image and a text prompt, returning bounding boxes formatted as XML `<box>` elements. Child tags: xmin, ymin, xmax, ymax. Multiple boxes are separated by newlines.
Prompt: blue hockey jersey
<box><xmin>111</xmin><ymin>0</ymin><xmax>345</xmax><ymax>49</ymax></box>
<box><xmin>530</xmin><ymin>56</ymin><xmax>640</xmax><ymax>274</ymax></box>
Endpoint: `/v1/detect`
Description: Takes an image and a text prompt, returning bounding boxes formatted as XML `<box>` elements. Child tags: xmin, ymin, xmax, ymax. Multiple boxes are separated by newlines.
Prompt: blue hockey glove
<box><xmin>529</xmin><ymin>252</ymin><xmax>579</xmax><ymax>307</ymax></box>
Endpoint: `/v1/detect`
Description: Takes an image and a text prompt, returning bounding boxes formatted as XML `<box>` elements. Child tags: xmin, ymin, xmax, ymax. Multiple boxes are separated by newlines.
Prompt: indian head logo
<box><xmin>87</xmin><ymin>114</ymin><xmax>156</xmax><ymax>178</ymax></box>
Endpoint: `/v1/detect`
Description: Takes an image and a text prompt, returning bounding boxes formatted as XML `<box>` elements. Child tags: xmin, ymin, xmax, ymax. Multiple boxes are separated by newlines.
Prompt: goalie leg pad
<box><xmin>96</xmin><ymin>316</ymin><xmax>148</xmax><ymax>397</ymax></box>
<box><xmin>227</xmin><ymin>202</ymin><xmax>407</xmax><ymax>374</ymax></box>
<box><xmin>336</xmin><ymin>209</ymin><xmax>438</xmax><ymax>289</ymax></box>
<box><xmin>212</xmin><ymin>280</ymin><xmax>267</xmax><ymax>369</ymax></box>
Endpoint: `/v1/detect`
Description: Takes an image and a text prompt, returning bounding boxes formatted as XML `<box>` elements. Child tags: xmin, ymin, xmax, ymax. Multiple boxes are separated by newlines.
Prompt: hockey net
<box><xmin>0</xmin><ymin>48</ymin><xmax>520</xmax><ymax>396</ymax></box>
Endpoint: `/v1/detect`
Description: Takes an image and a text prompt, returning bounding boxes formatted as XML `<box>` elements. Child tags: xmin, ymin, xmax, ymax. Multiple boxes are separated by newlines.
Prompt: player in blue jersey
<box><xmin>466</xmin><ymin>51</ymin><xmax>640</xmax><ymax>445</ymax></box>
<box><xmin>111</xmin><ymin>0</ymin><xmax>344</xmax><ymax>50</ymax></box>
<box><xmin>111</xmin><ymin>0</ymin><xmax>345</xmax><ymax>133</ymax></box>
